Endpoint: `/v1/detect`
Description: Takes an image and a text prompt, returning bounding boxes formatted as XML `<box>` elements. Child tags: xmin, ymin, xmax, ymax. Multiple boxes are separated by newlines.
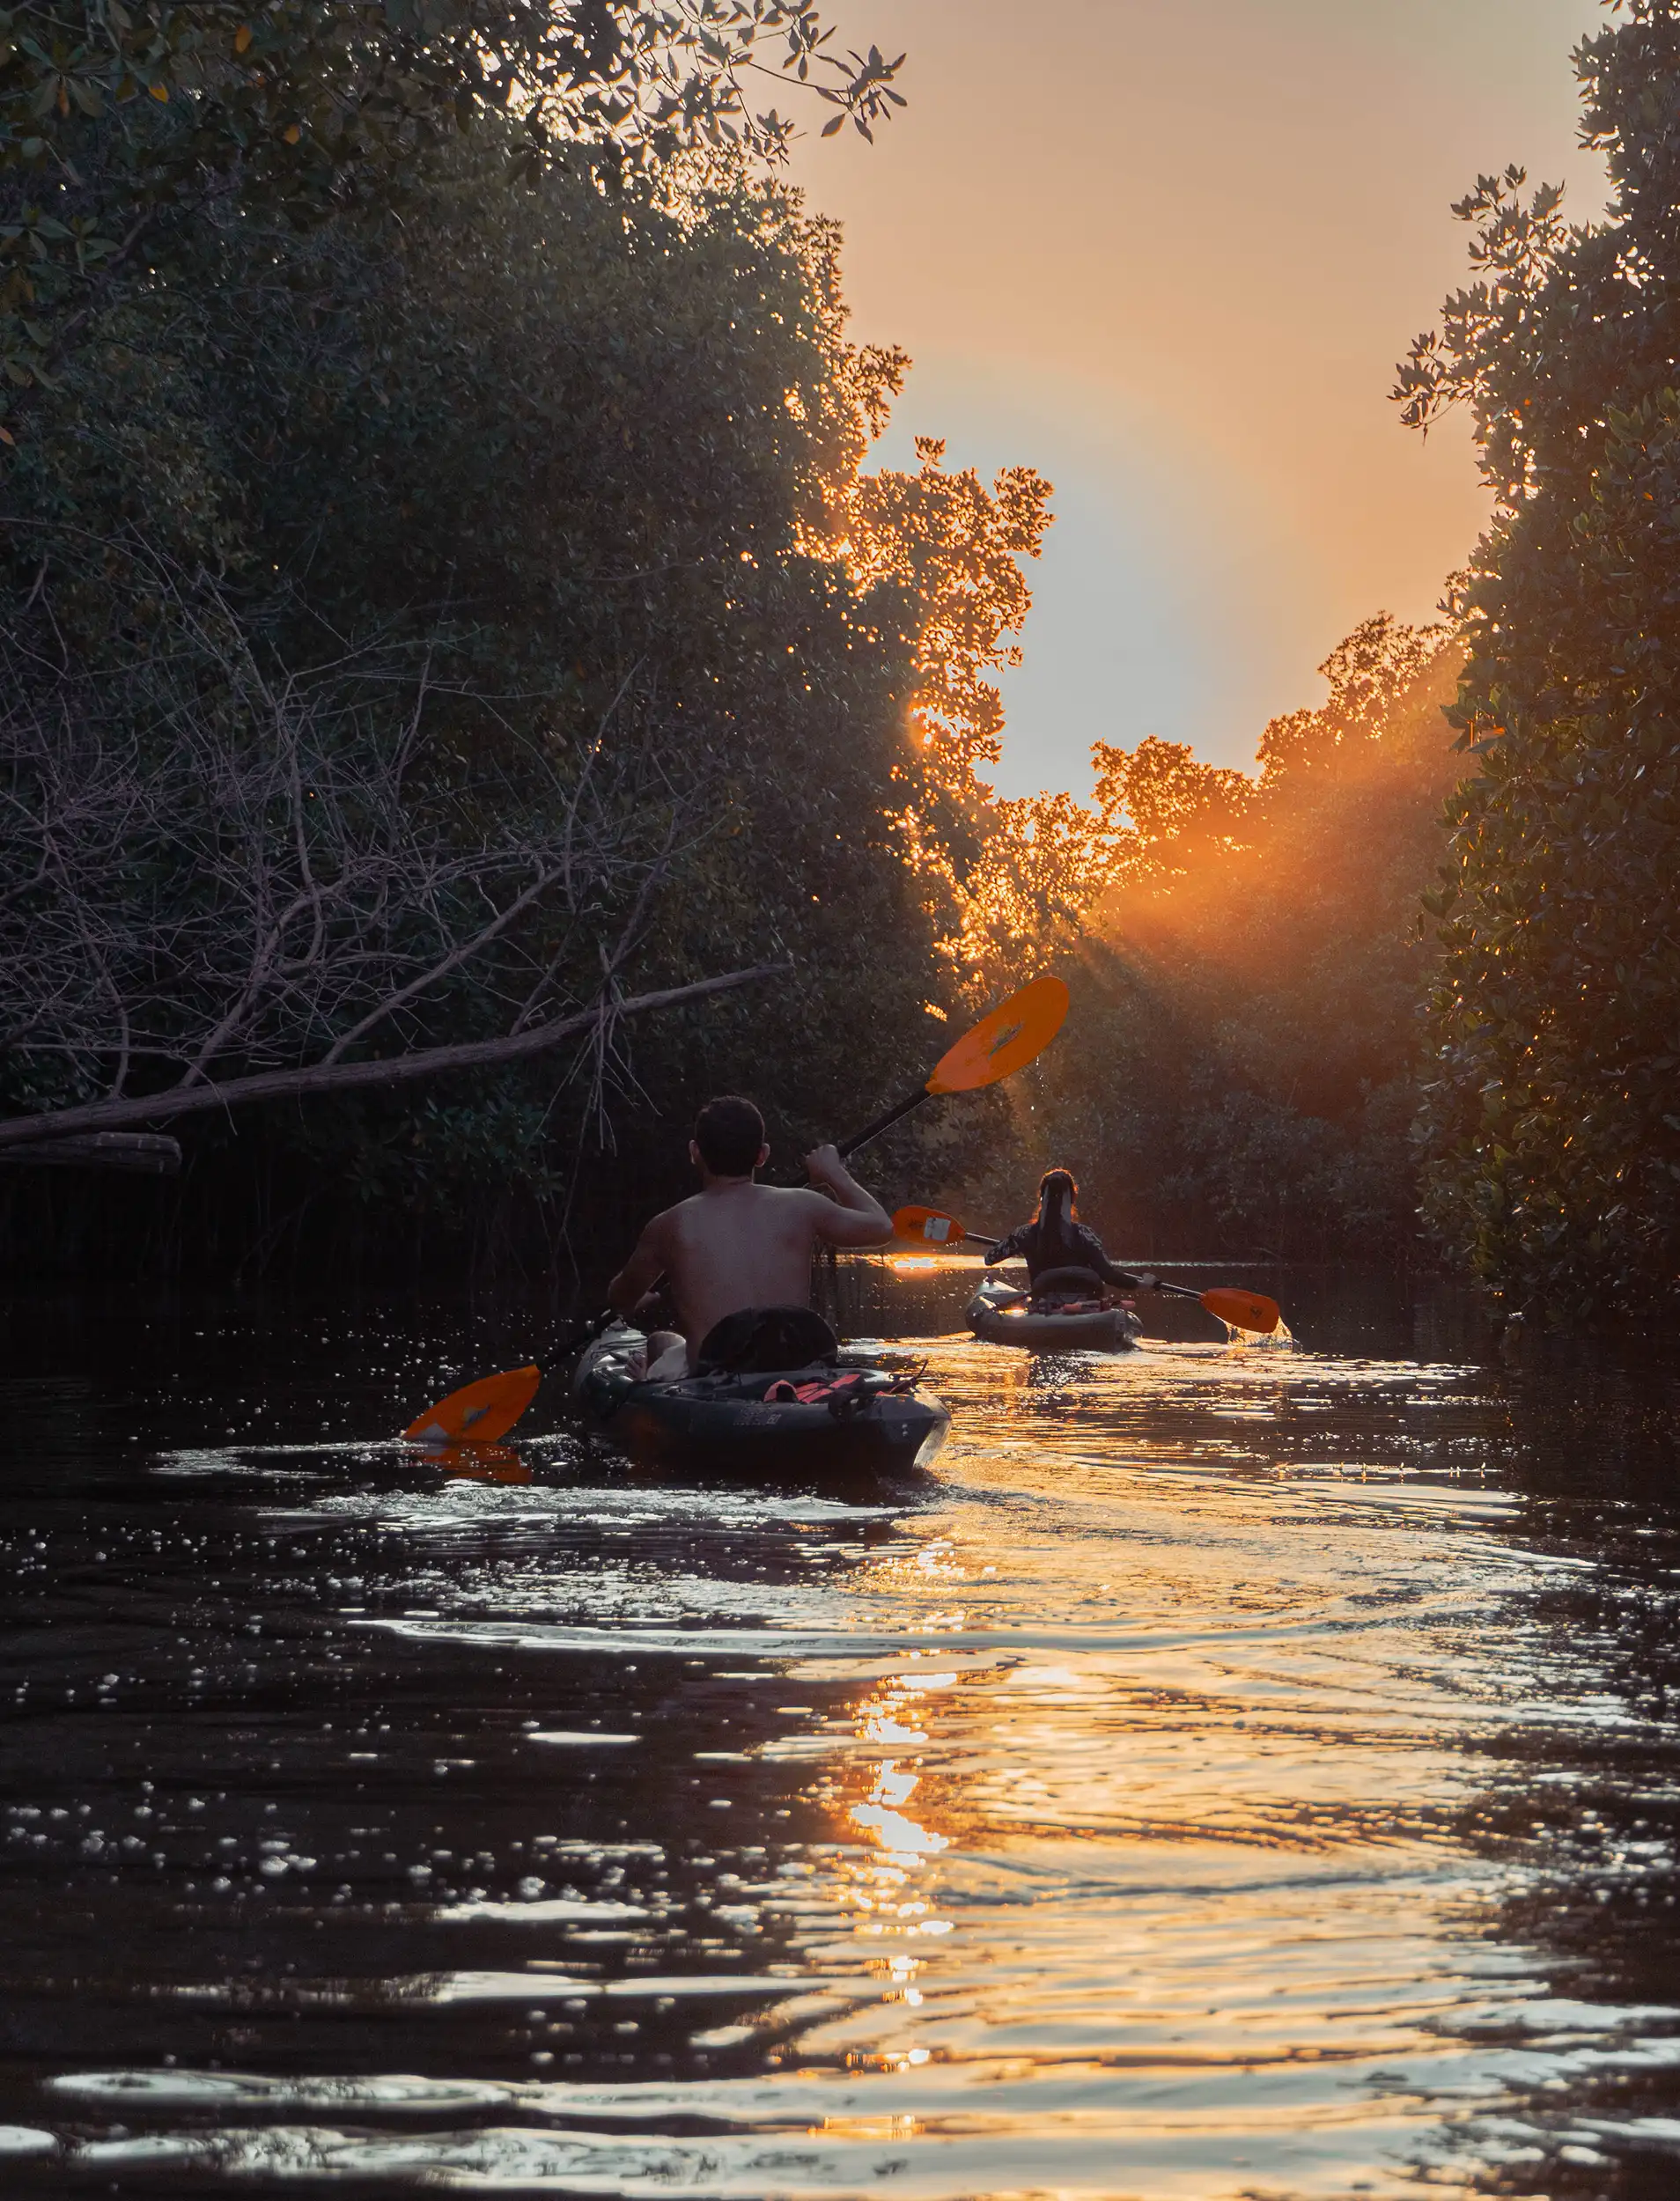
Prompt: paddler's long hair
<box><xmin>1035</xmin><ymin>1167</ymin><xmax>1080</xmax><ymax>1264</ymax></box>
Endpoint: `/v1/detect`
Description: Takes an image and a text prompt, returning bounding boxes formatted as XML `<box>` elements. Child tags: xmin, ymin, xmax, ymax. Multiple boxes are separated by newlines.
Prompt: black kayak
<box><xmin>968</xmin><ymin>1272</ymin><xmax>1142</xmax><ymax>1354</ymax></box>
<box><xmin>571</xmin><ymin>1325</ymin><xmax>950</xmax><ymax>1481</ymax></box>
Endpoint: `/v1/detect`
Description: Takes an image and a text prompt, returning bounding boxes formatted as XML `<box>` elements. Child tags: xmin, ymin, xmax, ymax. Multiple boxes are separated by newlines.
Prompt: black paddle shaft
<box><xmin>963</xmin><ymin>1218</ymin><xmax>1180</xmax><ymax>1291</ymax></box>
<box><xmin>837</xmin><ymin>1088</ymin><xmax>931</xmax><ymax>1161</ymax></box>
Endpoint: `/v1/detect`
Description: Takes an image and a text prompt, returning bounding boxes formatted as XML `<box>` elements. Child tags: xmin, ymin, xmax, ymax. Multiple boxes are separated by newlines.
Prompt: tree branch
<box><xmin>0</xmin><ymin>1133</ymin><xmax>181</xmax><ymax>1174</ymax></box>
<box><xmin>0</xmin><ymin>962</ymin><xmax>791</xmax><ymax>1151</ymax></box>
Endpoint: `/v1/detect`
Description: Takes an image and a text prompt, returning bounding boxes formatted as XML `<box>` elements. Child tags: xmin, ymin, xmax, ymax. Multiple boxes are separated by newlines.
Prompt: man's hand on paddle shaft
<box><xmin>608</xmin><ymin>1211</ymin><xmax>671</xmax><ymax>1319</ymax></box>
<box><xmin>804</xmin><ymin>1144</ymin><xmax>893</xmax><ymax>1248</ymax></box>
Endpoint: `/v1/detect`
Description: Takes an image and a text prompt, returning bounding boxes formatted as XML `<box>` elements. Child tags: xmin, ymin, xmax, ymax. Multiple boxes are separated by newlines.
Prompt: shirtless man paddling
<box><xmin>608</xmin><ymin>1095</ymin><xmax>892</xmax><ymax>1380</ymax></box>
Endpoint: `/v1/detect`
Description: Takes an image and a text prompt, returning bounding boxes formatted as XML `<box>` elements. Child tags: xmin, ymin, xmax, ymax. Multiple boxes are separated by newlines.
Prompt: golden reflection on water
<box><xmin>632</xmin><ymin>1329</ymin><xmax>1680</xmax><ymax>2195</ymax></box>
<box><xmin>13</xmin><ymin>1297</ymin><xmax>1680</xmax><ymax>2199</ymax></box>
<box><xmin>837</xmin><ymin>1675</ymin><xmax>958</xmax><ymax>1974</ymax></box>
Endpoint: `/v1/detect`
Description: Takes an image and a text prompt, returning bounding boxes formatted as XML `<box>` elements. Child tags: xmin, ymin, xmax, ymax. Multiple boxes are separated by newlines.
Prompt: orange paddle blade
<box><xmin>925</xmin><ymin>974</ymin><xmax>1069</xmax><ymax>1095</ymax></box>
<box><xmin>430</xmin><ymin>1442</ymin><xmax>532</xmax><ymax>1484</ymax></box>
<box><xmin>893</xmin><ymin>1204</ymin><xmax>969</xmax><ymax>1245</ymax></box>
<box><xmin>1201</xmin><ymin>1288</ymin><xmax>1280</xmax><ymax>1335</ymax></box>
<box><xmin>403</xmin><ymin>1365</ymin><xmax>542</xmax><ymax>1447</ymax></box>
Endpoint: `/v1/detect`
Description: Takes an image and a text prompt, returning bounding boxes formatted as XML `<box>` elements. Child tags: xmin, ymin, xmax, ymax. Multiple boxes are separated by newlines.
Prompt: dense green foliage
<box><xmin>0</xmin><ymin>108</ymin><xmax>1006</xmax><ymax>1271</ymax></box>
<box><xmin>1396</xmin><ymin>0</ymin><xmax>1680</xmax><ymax>1318</ymax></box>
<box><xmin>0</xmin><ymin>3</ymin><xmax>903</xmax><ymax>404</ymax></box>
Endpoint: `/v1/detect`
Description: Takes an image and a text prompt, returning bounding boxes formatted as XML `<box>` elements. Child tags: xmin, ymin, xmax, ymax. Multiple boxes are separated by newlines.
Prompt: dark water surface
<box><xmin>4</xmin><ymin>1266</ymin><xmax>1680</xmax><ymax>2198</ymax></box>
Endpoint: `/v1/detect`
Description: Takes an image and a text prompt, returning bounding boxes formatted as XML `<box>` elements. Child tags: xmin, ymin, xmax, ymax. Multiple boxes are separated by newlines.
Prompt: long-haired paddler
<box><xmin>986</xmin><ymin>1167</ymin><xmax>1159</xmax><ymax>1293</ymax></box>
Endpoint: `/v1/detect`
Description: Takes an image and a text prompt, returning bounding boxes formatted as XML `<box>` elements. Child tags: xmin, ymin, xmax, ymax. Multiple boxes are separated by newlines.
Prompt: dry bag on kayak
<box><xmin>694</xmin><ymin>1305</ymin><xmax>839</xmax><ymax>1375</ymax></box>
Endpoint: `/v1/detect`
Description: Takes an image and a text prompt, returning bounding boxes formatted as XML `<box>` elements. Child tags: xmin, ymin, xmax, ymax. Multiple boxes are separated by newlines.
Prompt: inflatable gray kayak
<box><xmin>967</xmin><ymin>1272</ymin><xmax>1142</xmax><ymax>1354</ymax></box>
<box><xmin>572</xmin><ymin>1324</ymin><xmax>950</xmax><ymax>1480</ymax></box>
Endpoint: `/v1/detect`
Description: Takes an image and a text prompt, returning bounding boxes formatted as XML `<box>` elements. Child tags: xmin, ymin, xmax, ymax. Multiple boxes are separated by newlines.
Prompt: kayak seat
<box><xmin>695</xmin><ymin>1305</ymin><xmax>840</xmax><ymax>1376</ymax></box>
<box><xmin>1029</xmin><ymin>1265</ymin><xmax>1106</xmax><ymax>1301</ymax></box>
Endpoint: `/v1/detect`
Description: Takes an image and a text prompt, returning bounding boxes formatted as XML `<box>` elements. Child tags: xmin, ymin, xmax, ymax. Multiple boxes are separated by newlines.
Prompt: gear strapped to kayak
<box><xmin>763</xmin><ymin>1365</ymin><xmax>927</xmax><ymax>1411</ymax></box>
<box><xmin>967</xmin><ymin>1270</ymin><xmax>1144</xmax><ymax>1355</ymax></box>
<box><xmin>571</xmin><ymin>1310</ymin><xmax>948</xmax><ymax>1482</ymax></box>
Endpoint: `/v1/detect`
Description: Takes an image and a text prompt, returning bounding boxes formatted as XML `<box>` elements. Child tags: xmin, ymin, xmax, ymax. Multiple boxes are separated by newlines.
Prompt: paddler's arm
<box><xmin>1078</xmin><ymin>1225</ymin><xmax>1156</xmax><ymax>1292</ymax></box>
<box><xmin>984</xmin><ymin>1225</ymin><xmax>1029</xmax><ymax>1264</ymax></box>
<box><xmin>608</xmin><ymin>1212</ymin><xmax>672</xmax><ymax>1319</ymax></box>
<box><xmin>803</xmin><ymin>1143</ymin><xmax>893</xmax><ymax>1248</ymax></box>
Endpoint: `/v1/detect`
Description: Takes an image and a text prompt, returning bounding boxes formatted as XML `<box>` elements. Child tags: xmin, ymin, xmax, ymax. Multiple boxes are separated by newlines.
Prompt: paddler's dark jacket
<box><xmin>985</xmin><ymin>1218</ymin><xmax>1153</xmax><ymax>1291</ymax></box>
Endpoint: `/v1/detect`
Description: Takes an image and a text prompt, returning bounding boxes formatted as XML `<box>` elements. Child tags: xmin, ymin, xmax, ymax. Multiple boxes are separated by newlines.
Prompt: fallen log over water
<box><xmin>0</xmin><ymin>1132</ymin><xmax>182</xmax><ymax>1174</ymax></box>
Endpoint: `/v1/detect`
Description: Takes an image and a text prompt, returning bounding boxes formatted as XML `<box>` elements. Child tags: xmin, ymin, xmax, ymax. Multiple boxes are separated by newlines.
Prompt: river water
<box><xmin>3</xmin><ymin>1265</ymin><xmax>1680</xmax><ymax>2198</ymax></box>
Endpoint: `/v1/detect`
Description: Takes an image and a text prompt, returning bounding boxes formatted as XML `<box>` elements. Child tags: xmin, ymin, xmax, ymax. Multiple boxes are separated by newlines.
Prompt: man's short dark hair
<box><xmin>694</xmin><ymin>1094</ymin><xmax>765</xmax><ymax>1176</ymax></box>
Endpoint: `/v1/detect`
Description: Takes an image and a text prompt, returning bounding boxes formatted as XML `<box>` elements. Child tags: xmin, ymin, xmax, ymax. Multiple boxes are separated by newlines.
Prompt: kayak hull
<box><xmin>967</xmin><ymin>1284</ymin><xmax>1142</xmax><ymax>1354</ymax></box>
<box><xmin>572</xmin><ymin>1329</ymin><xmax>950</xmax><ymax>1483</ymax></box>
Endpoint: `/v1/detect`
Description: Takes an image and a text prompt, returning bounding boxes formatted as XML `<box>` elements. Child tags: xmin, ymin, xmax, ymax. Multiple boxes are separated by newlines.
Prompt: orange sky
<box><xmin>789</xmin><ymin>0</ymin><xmax>1607</xmax><ymax>794</ymax></box>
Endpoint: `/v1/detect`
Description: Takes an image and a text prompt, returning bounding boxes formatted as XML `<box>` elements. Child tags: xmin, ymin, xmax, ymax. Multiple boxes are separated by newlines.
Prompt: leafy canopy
<box><xmin>0</xmin><ymin>117</ymin><xmax>959</xmax><ymax>1247</ymax></box>
<box><xmin>932</xmin><ymin>618</ymin><xmax>1463</xmax><ymax>1259</ymax></box>
<box><xmin>0</xmin><ymin>2</ymin><xmax>904</xmax><ymax>405</ymax></box>
<box><xmin>1398</xmin><ymin>0</ymin><xmax>1680</xmax><ymax>1319</ymax></box>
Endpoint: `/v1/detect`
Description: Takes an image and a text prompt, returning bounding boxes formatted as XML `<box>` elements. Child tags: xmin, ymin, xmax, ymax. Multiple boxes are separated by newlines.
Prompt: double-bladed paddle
<box><xmin>891</xmin><ymin>1204</ymin><xmax>1284</xmax><ymax>1336</ymax></box>
<box><xmin>400</xmin><ymin>974</ymin><xmax>1074</xmax><ymax>1439</ymax></box>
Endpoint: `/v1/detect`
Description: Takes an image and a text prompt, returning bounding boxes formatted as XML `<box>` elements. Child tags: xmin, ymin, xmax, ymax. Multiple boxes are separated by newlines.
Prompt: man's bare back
<box><xmin>608</xmin><ymin>1099</ymin><xmax>892</xmax><ymax>1372</ymax></box>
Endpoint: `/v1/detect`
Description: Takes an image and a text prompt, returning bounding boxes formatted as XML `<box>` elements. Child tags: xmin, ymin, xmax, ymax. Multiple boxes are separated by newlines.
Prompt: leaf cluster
<box><xmin>0</xmin><ymin>1</ymin><xmax>905</xmax><ymax>407</ymax></box>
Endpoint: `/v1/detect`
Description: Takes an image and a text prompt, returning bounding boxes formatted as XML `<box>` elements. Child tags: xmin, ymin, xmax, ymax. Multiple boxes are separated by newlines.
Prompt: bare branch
<box><xmin>0</xmin><ymin>1133</ymin><xmax>181</xmax><ymax>1174</ymax></box>
<box><xmin>0</xmin><ymin>534</ymin><xmax>780</xmax><ymax>1163</ymax></box>
<box><xmin>0</xmin><ymin>965</ymin><xmax>790</xmax><ymax>1150</ymax></box>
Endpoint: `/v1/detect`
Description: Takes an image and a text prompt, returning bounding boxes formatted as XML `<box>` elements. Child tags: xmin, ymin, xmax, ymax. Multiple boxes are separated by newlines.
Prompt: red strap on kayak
<box><xmin>764</xmin><ymin>1371</ymin><xmax>871</xmax><ymax>1405</ymax></box>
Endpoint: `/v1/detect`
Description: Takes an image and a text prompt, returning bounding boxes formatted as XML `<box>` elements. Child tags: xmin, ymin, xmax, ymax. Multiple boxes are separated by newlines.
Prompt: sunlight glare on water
<box><xmin>2</xmin><ymin>1270</ymin><xmax>1680</xmax><ymax>2197</ymax></box>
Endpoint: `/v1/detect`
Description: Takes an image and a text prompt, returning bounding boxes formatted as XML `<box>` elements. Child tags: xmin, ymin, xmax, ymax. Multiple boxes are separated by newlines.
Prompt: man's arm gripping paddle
<box><xmin>396</xmin><ymin>975</ymin><xmax>1075</xmax><ymax>1439</ymax></box>
<box><xmin>554</xmin><ymin>975</ymin><xmax>1072</xmax><ymax>1355</ymax></box>
<box><xmin>892</xmin><ymin>1204</ymin><xmax>1284</xmax><ymax>1336</ymax></box>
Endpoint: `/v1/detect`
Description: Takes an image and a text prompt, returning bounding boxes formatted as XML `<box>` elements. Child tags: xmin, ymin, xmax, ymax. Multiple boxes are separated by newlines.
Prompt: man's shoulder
<box><xmin>749</xmin><ymin>1184</ymin><xmax>834</xmax><ymax>1233</ymax></box>
<box><xmin>640</xmin><ymin>1198</ymin><xmax>692</xmax><ymax>1240</ymax></box>
<box><xmin>665</xmin><ymin>1185</ymin><xmax>814</xmax><ymax>1228</ymax></box>
<box><xmin>742</xmin><ymin>1184</ymin><xmax>827</xmax><ymax>1225</ymax></box>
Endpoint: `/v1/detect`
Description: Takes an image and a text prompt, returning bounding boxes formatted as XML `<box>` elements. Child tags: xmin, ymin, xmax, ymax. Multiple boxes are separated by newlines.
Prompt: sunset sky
<box><xmin>790</xmin><ymin>0</ymin><xmax>1608</xmax><ymax>795</ymax></box>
